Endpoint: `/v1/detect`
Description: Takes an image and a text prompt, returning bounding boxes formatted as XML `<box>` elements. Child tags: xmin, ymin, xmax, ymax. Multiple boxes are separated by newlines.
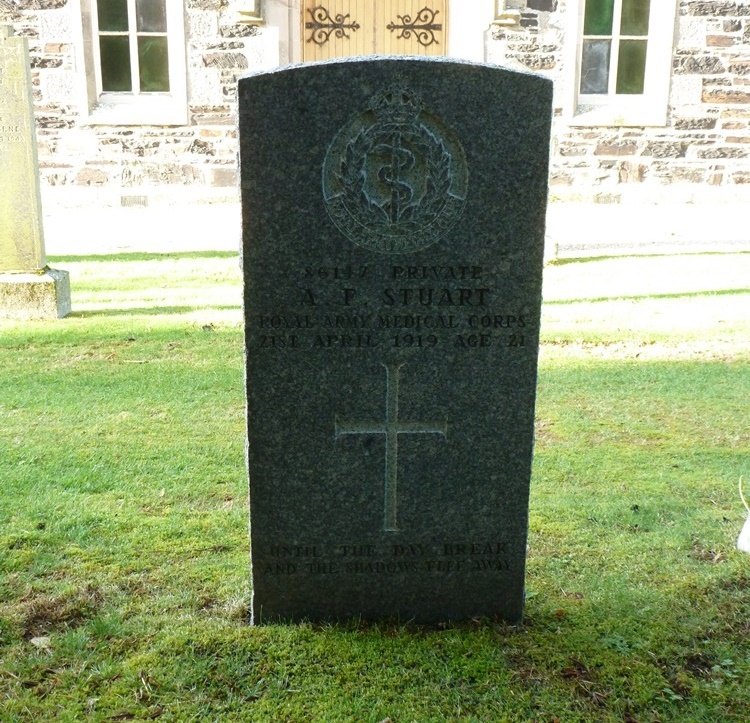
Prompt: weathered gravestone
<box><xmin>0</xmin><ymin>26</ymin><xmax>70</xmax><ymax>320</ymax></box>
<box><xmin>240</xmin><ymin>57</ymin><xmax>552</xmax><ymax>623</ymax></box>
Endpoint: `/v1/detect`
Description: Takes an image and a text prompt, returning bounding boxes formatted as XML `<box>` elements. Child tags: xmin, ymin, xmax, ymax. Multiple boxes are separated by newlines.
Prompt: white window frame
<box><xmin>73</xmin><ymin>0</ymin><xmax>188</xmax><ymax>126</ymax></box>
<box><xmin>563</xmin><ymin>0</ymin><xmax>678</xmax><ymax>127</ymax></box>
<box><xmin>233</xmin><ymin>0</ymin><xmax>264</xmax><ymax>25</ymax></box>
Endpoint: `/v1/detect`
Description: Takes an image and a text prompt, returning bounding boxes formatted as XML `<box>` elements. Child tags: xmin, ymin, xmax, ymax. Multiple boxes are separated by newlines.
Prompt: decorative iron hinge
<box><xmin>305</xmin><ymin>6</ymin><xmax>361</xmax><ymax>46</ymax></box>
<box><xmin>387</xmin><ymin>7</ymin><xmax>442</xmax><ymax>48</ymax></box>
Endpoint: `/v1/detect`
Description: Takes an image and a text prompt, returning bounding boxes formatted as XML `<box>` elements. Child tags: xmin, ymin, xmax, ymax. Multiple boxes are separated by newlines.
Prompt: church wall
<box><xmin>491</xmin><ymin>0</ymin><xmax>750</xmax><ymax>198</ymax></box>
<box><xmin>2</xmin><ymin>0</ymin><xmax>272</xmax><ymax>198</ymax></box>
<box><xmin>1</xmin><ymin>0</ymin><xmax>748</xmax><ymax>200</ymax></box>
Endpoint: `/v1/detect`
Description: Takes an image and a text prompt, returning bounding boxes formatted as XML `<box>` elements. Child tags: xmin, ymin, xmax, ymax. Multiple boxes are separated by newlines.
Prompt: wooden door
<box><xmin>302</xmin><ymin>1</ymin><xmax>447</xmax><ymax>62</ymax></box>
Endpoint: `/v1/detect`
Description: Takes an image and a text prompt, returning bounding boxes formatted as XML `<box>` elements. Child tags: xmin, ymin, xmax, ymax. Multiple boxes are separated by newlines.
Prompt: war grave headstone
<box><xmin>0</xmin><ymin>26</ymin><xmax>70</xmax><ymax>320</ymax></box>
<box><xmin>240</xmin><ymin>57</ymin><xmax>552</xmax><ymax>623</ymax></box>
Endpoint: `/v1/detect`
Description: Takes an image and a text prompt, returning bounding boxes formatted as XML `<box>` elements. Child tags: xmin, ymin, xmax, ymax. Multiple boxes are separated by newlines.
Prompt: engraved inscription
<box><xmin>0</xmin><ymin>124</ymin><xmax>23</xmax><ymax>143</ymax></box>
<box><xmin>0</xmin><ymin>46</ymin><xmax>25</xmax><ymax>99</ymax></box>
<box><xmin>335</xmin><ymin>363</ymin><xmax>447</xmax><ymax>532</ymax></box>
<box><xmin>323</xmin><ymin>86</ymin><xmax>468</xmax><ymax>254</ymax></box>
<box><xmin>0</xmin><ymin>48</ymin><xmax>26</xmax><ymax>144</ymax></box>
<box><xmin>259</xmin><ymin>540</ymin><xmax>512</xmax><ymax>577</ymax></box>
<box><xmin>252</xmin><ymin>264</ymin><xmax>535</xmax><ymax>352</ymax></box>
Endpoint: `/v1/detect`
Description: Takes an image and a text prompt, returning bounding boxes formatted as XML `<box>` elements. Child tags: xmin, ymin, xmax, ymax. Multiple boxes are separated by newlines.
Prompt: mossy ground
<box><xmin>1</xmin><ymin>251</ymin><xmax>748</xmax><ymax>721</ymax></box>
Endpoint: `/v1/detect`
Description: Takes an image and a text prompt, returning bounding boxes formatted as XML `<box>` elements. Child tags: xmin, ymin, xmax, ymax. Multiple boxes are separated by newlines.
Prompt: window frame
<box><xmin>563</xmin><ymin>0</ymin><xmax>678</xmax><ymax>127</ymax></box>
<box><xmin>73</xmin><ymin>0</ymin><xmax>188</xmax><ymax>126</ymax></box>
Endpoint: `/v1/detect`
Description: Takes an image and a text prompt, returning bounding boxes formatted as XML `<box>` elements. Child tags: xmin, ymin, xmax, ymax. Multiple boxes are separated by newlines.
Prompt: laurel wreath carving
<box><xmin>336</xmin><ymin>122</ymin><xmax>453</xmax><ymax>233</ymax></box>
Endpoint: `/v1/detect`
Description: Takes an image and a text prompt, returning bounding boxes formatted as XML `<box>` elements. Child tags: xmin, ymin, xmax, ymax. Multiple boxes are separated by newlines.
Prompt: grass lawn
<box><xmin>1</xmin><ymin>250</ymin><xmax>748</xmax><ymax>722</ymax></box>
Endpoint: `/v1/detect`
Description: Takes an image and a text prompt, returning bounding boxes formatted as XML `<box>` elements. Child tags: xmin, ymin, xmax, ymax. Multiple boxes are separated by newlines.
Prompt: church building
<box><xmin>3</xmin><ymin>1</ymin><xmax>749</xmax><ymax>204</ymax></box>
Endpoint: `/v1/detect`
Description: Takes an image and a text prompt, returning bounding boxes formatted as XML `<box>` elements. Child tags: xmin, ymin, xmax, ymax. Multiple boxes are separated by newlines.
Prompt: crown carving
<box><xmin>371</xmin><ymin>87</ymin><xmax>422</xmax><ymax>124</ymax></box>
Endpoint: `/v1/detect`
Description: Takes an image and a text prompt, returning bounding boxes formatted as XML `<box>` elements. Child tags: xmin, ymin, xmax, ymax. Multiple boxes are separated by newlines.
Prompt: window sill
<box><xmin>565</xmin><ymin>102</ymin><xmax>668</xmax><ymax>128</ymax></box>
<box><xmin>82</xmin><ymin>95</ymin><xmax>188</xmax><ymax>126</ymax></box>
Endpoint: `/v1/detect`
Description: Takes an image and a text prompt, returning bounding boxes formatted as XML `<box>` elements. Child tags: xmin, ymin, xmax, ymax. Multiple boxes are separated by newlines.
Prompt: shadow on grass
<box><xmin>48</xmin><ymin>250</ymin><xmax>238</xmax><ymax>264</ymax></box>
<box><xmin>548</xmin><ymin>250</ymin><xmax>750</xmax><ymax>266</ymax></box>
<box><xmin>546</xmin><ymin>287</ymin><xmax>749</xmax><ymax>306</ymax></box>
<box><xmin>68</xmin><ymin>304</ymin><xmax>241</xmax><ymax>318</ymax></box>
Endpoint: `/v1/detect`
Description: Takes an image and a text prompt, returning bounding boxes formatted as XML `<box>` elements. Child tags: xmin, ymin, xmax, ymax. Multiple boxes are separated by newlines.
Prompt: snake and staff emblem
<box><xmin>323</xmin><ymin>85</ymin><xmax>468</xmax><ymax>254</ymax></box>
<box><xmin>377</xmin><ymin>133</ymin><xmax>415</xmax><ymax>224</ymax></box>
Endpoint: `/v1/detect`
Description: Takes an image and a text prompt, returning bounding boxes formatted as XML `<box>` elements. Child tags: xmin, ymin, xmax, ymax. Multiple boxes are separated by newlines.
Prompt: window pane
<box><xmin>100</xmin><ymin>35</ymin><xmax>132</xmax><ymax>91</ymax></box>
<box><xmin>583</xmin><ymin>0</ymin><xmax>614</xmax><ymax>35</ymax></box>
<box><xmin>616</xmin><ymin>39</ymin><xmax>647</xmax><ymax>94</ymax></box>
<box><xmin>138</xmin><ymin>36</ymin><xmax>170</xmax><ymax>92</ymax></box>
<box><xmin>620</xmin><ymin>0</ymin><xmax>651</xmax><ymax>36</ymax></box>
<box><xmin>580</xmin><ymin>39</ymin><xmax>611</xmax><ymax>94</ymax></box>
<box><xmin>98</xmin><ymin>0</ymin><xmax>129</xmax><ymax>32</ymax></box>
<box><xmin>136</xmin><ymin>0</ymin><xmax>167</xmax><ymax>33</ymax></box>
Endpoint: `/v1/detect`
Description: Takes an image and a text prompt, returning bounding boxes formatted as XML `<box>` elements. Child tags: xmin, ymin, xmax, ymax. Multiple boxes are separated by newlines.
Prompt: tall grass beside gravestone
<box><xmin>0</xmin><ymin>251</ymin><xmax>748</xmax><ymax>720</ymax></box>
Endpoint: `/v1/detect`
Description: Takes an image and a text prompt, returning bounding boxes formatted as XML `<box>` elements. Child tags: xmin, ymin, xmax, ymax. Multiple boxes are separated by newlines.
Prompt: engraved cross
<box><xmin>335</xmin><ymin>363</ymin><xmax>448</xmax><ymax>532</ymax></box>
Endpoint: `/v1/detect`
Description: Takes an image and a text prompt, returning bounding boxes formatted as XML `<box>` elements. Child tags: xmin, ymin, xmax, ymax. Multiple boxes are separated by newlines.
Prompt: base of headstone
<box><xmin>0</xmin><ymin>268</ymin><xmax>71</xmax><ymax>320</ymax></box>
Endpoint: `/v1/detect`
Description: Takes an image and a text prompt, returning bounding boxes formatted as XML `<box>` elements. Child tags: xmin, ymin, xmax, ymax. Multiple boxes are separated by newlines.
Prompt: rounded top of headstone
<box><xmin>239</xmin><ymin>54</ymin><xmax>553</xmax><ymax>84</ymax></box>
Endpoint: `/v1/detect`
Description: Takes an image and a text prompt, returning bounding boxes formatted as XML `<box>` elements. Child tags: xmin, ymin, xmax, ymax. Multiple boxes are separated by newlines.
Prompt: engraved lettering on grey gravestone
<box><xmin>335</xmin><ymin>362</ymin><xmax>448</xmax><ymax>532</ymax></box>
<box><xmin>387</xmin><ymin>7</ymin><xmax>443</xmax><ymax>47</ymax></box>
<box><xmin>305</xmin><ymin>6</ymin><xmax>361</xmax><ymax>46</ymax></box>
<box><xmin>323</xmin><ymin>86</ymin><xmax>468</xmax><ymax>254</ymax></box>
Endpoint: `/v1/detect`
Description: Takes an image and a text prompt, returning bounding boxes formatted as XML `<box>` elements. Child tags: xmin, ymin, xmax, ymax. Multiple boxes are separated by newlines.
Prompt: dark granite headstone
<box><xmin>240</xmin><ymin>57</ymin><xmax>552</xmax><ymax>624</ymax></box>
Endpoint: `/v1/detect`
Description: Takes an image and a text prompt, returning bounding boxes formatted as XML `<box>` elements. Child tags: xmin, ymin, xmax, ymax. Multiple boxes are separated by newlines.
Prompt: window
<box><xmin>74</xmin><ymin>0</ymin><xmax>187</xmax><ymax>125</ymax></box>
<box><xmin>96</xmin><ymin>0</ymin><xmax>170</xmax><ymax>93</ymax></box>
<box><xmin>580</xmin><ymin>0</ymin><xmax>650</xmax><ymax>96</ymax></box>
<box><xmin>565</xmin><ymin>0</ymin><xmax>677</xmax><ymax>126</ymax></box>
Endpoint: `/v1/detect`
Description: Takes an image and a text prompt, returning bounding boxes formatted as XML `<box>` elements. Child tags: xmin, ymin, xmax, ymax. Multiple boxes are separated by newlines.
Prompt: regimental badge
<box><xmin>323</xmin><ymin>86</ymin><xmax>468</xmax><ymax>255</ymax></box>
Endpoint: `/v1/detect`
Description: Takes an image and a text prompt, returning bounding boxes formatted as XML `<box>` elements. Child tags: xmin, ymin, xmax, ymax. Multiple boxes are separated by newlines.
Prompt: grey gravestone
<box><xmin>0</xmin><ymin>26</ymin><xmax>70</xmax><ymax>320</ymax></box>
<box><xmin>240</xmin><ymin>57</ymin><xmax>552</xmax><ymax>623</ymax></box>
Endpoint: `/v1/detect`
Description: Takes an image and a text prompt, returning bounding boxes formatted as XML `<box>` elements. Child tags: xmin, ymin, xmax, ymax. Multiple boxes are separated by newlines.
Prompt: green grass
<box><xmin>1</xmin><ymin>251</ymin><xmax>748</xmax><ymax>721</ymax></box>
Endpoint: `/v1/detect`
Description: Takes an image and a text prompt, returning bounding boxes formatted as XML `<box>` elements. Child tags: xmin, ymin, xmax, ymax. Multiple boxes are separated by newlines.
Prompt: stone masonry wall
<box><xmin>1</xmin><ymin>0</ymin><xmax>749</xmax><ymax>197</ymax></box>
<box><xmin>490</xmin><ymin>0</ymin><xmax>750</xmax><ymax>196</ymax></box>
<box><xmin>1</xmin><ymin>0</ymin><xmax>273</xmax><ymax>197</ymax></box>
